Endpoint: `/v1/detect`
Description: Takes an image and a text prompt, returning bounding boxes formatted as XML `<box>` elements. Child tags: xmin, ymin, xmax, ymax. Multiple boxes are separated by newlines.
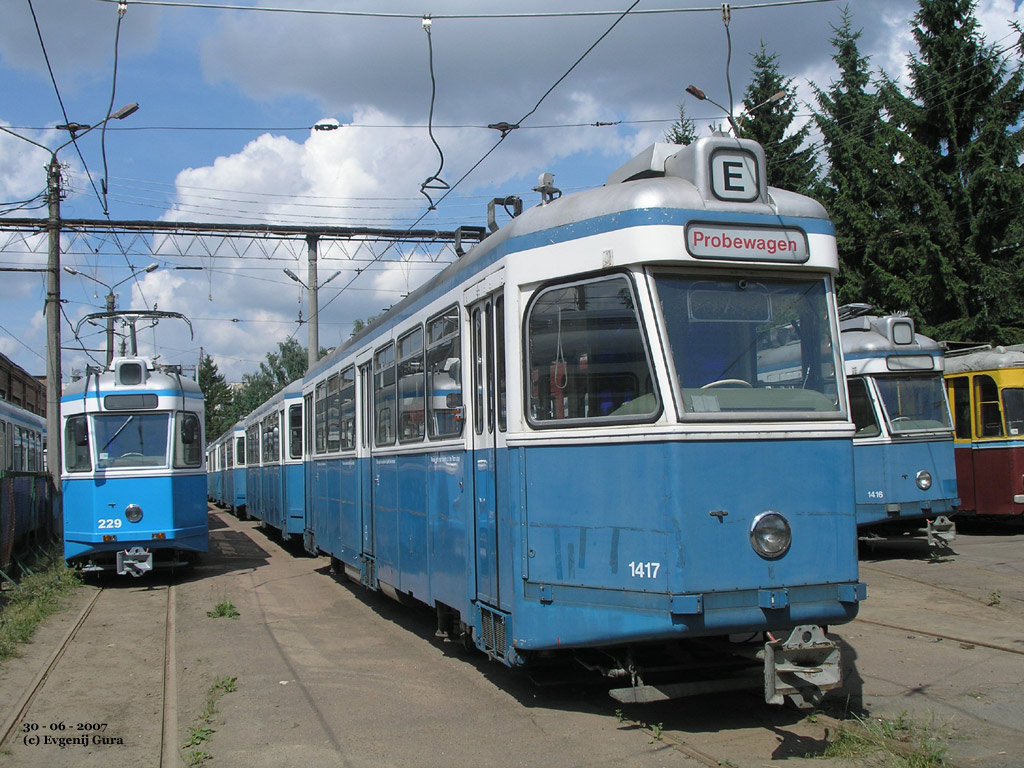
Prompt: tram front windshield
<box><xmin>93</xmin><ymin>413</ymin><xmax>170</xmax><ymax>468</ymax></box>
<box><xmin>654</xmin><ymin>273</ymin><xmax>841</xmax><ymax>418</ymax></box>
<box><xmin>875</xmin><ymin>375</ymin><xmax>952</xmax><ymax>434</ymax></box>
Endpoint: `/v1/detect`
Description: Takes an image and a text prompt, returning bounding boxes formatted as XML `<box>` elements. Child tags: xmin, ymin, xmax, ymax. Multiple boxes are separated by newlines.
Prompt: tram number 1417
<box><xmin>629</xmin><ymin>561</ymin><xmax>661</xmax><ymax>579</ymax></box>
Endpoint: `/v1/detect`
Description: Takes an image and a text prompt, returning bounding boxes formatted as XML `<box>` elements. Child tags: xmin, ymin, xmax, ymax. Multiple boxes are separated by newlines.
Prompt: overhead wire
<box><xmin>315</xmin><ymin>0</ymin><xmax>643</xmax><ymax>320</ymax></box>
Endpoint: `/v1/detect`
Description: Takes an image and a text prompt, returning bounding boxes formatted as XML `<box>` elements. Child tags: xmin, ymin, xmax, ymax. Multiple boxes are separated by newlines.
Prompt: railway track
<box><xmin>0</xmin><ymin>577</ymin><xmax>180</xmax><ymax>767</ymax></box>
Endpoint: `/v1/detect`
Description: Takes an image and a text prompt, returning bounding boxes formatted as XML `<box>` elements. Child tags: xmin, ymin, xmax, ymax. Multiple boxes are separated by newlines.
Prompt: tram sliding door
<box><xmin>469</xmin><ymin>292</ymin><xmax>509</xmax><ymax>611</ymax></box>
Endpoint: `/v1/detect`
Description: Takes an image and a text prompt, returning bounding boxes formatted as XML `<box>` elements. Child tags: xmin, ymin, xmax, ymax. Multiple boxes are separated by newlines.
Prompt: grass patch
<box><xmin>206</xmin><ymin>599</ymin><xmax>240</xmax><ymax>619</ymax></box>
<box><xmin>0</xmin><ymin>547</ymin><xmax>82</xmax><ymax>664</ymax></box>
<box><xmin>182</xmin><ymin>675</ymin><xmax>237</xmax><ymax>767</ymax></box>
<box><xmin>820</xmin><ymin>712</ymin><xmax>947</xmax><ymax>767</ymax></box>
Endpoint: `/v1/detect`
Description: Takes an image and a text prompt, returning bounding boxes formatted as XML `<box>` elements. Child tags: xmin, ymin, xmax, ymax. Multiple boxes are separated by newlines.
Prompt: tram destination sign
<box><xmin>686</xmin><ymin>222</ymin><xmax>809</xmax><ymax>263</ymax></box>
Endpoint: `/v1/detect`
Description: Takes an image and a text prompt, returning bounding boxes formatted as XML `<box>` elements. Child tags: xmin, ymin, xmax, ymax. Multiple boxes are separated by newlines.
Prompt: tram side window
<box><xmin>262</xmin><ymin>414</ymin><xmax>280</xmax><ymax>462</ymax></box>
<box><xmin>236</xmin><ymin>435</ymin><xmax>246</xmax><ymax>466</ymax></box>
<box><xmin>315</xmin><ymin>380</ymin><xmax>327</xmax><ymax>454</ymax></box>
<box><xmin>339</xmin><ymin>367</ymin><xmax>356</xmax><ymax>451</ymax></box>
<box><xmin>174</xmin><ymin>412</ymin><xmax>203</xmax><ymax>468</ymax></box>
<box><xmin>326</xmin><ymin>374</ymin><xmax>341</xmax><ymax>452</ymax></box>
<box><xmin>289</xmin><ymin>404</ymin><xmax>302</xmax><ymax>459</ymax></box>
<box><xmin>847</xmin><ymin>378</ymin><xmax>880</xmax><ymax>437</ymax></box>
<box><xmin>976</xmin><ymin>375</ymin><xmax>1003</xmax><ymax>437</ymax></box>
<box><xmin>246</xmin><ymin>426</ymin><xmax>259</xmax><ymax>464</ymax></box>
<box><xmin>374</xmin><ymin>343</ymin><xmax>396</xmax><ymax>446</ymax></box>
<box><xmin>426</xmin><ymin>306</ymin><xmax>463</xmax><ymax>439</ymax></box>
<box><xmin>0</xmin><ymin>421</ymin><xmax>7</xmax><ymax>471</ymax></box>
<box><xmin>949</xmin><ymin>377</ymin><xmax>971</xmax><ymax>439</ymax></box>
<box><xmin>1002</xmin><ymin>388</ymin><xmax>1024</xmax><ymax>436</ymax></box>
<box><xmin>398</xmin><ymin>327</ymin><xmax>425</xmax><ymax>444</ymax></box>
<box><xmin>65</xmin><ymin>415</ymin><xmax>91</xmax><ymax>473</ymax></box>
<box><xmin>527</xmin><ymin>275</ymin><xmax>658</xmax><ymax>424</ymax></box>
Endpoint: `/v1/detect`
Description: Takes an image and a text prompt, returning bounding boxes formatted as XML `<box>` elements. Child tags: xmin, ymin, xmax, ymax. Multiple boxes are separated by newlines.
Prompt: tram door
<box><xmin>469</xmin><ymin>292</ymin><xmax>507</xmax><ymax>610</ymax></box>
<box><xmin>358</xmin><ymin>362</ymin><xmax>375</xmax><ymax>572</ymax></box>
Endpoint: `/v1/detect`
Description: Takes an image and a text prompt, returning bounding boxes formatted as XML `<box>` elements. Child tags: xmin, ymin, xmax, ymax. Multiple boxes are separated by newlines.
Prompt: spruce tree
<box><xmin>665</xmin><ymin>103</ymin><xmax>699</xmax><ymax>145</ymax></box>
<box><xmin>738</xmin><ymin>43</ymin><xmax>818</xmax><ymax>195</ymax></box>
<box><xmin>198</xmin><ymin>353</ymin><xmax>235</xmax><ymax>441</ymax></box>
<box><xmin>880</xmin><ymin>0</ymin><xmax>1024</xmax><ymax>342</ymax></box>
<box><xmin>811</xmin><ymin>9</ymin><xmax>903</xmax><ymax>307</ymax></box>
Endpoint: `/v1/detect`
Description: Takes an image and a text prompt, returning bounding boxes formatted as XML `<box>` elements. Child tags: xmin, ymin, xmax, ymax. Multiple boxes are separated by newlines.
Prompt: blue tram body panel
<box><xmin>63</xmin><ymin>473</ymin><xmax>208</xmax><ymax>559</ymax></box>
<box><xmin>513</xmin><ymin>438</ymin><xmax>859</xmax><ymax>648</ymax></box>
<box><xmin>852</xmin><ymin>440</ymin><xmax>958</xmax><ymax>522</ymax></box>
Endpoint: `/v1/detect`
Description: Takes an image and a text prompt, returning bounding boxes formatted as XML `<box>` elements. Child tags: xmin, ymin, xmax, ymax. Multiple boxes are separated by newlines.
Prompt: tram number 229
<box><xmin>98</xmin><ymin>519</ymin><xmax>123</xmax><ymax>529</ymax></box>
<box><xmin>628</xmin><ymin>561</ymin><xmax>660</xmax><ymax>579</ymax></box>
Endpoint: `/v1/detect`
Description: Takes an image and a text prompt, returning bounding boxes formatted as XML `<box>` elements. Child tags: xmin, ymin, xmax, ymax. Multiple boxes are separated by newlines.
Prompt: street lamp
<box><xmin>284</xmin><ymin>248</ymin><xmax>341</xmax><ymax>370</ymax></box>
<box><xmin>0</xmin><ymin>102</ymin><xmax>139</xmax><ymax>496</ymax></box>
<box><xmin>686</xmin><ymin>85</ymin><xmax>785</xmax><ymax>136</ymax></box>
<box><xmin>63</xmin><ymin>262</ymin><xmax>159</xmax><ymax>366</ymax></box>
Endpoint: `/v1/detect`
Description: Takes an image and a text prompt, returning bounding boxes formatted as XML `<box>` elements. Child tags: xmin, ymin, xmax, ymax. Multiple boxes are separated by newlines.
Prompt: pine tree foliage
<box><xmin>198</xmin><ymin>353</ymin><xmax>235</xmax><ymax>442</ymax></box>
<box><xmin>872</xmin><ymin>0</ymin><xmax>1024</xmax><ymax>342</ymax></box>
<box><xmin>738</xmin><ymin>43</ymin><xmax>819</xmax><ymax>195</ymax></box>
<box><xmin>665</xmin><ymin>103</ymin><xmax>699</xmax><ymax>145</ymax></box>
<box><xmin>811</xmin><ymin>10</ymin><xmax>904</xmax><ymax>306</ymax></box>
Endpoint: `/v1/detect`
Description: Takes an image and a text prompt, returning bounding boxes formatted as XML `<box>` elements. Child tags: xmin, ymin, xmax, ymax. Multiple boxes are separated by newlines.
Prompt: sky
<box><xmin>1</xmin><ymin>0</ymin><xmax>1021</xmax><ymax>387</ymax></box>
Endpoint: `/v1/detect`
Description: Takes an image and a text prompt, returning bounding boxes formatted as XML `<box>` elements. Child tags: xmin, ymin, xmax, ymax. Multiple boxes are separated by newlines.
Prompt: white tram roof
<box><xmin>945</xmin><ymin>345</ymin><xmax>1024</xmax><ymax>374</ymax></box>
<box><xmin>61</xmin><ymin>355</ymin><xmax>202</xmax><ymax>404</ymax></box>
<box><xmin>839</xmin><ymin>308</ymin><xmax>944</xmax><ymax>376</ymax></box>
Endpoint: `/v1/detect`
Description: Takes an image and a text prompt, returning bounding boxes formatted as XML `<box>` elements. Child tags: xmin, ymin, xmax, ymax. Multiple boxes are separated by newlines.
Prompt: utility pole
<box><xmin>306</xmin><ymin>234</ymin><xmax>319</xmax><ymax>371</ymax></box>
<box><xmin>45</xmin><ymin>155</ymin><xmax>62</xmax><ymax>497</ymax></box>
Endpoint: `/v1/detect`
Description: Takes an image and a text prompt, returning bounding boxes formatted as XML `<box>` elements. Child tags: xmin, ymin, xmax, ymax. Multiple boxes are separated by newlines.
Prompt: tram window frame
<box><xmin>525</xmin><ymin>272</ymin><xmax>661</xmax><ymax>427</ymax></box>
<box><xmin>315</xmin><ymin>380</ymin><xmax>327</xmax><ymax>454</ymax></box>
<box><xmin>339</xmin><ymin>366</ymin><xmax>356</xmax><ymax>452</ymax></box>
<box><xmin>304</xmin><ymin>393</ymin><xmax>314</xmax><ymax>456</ymax></box>
<box><xmin>847</xmin><ymin>378</ymin><xmax>881</xmax><ymax>438</ymax></box>
<box><xmin>975</xmin><ymin>374</ymin><xmax>1003</xmax><ymax>438</ymax></box>
<box><xmin>64</xmin><ymin>415</ymin><xmax>91</xmax><ymax>473</ymax></box>
<box><xmin>496</xmin><ymin>296</ymin><xmax>507</xmax><ymax>432</ymax></box>
<box><xmin>949</xmin><ymin>377</ymin><xmax>971</xmax><ymax>439</ymax></box>
<box><xmin>289</xmin><ymin>403</ymin><xmax>303</xmax><ymax>459</ymax></box>
<box><xmin>0</xmin><ymin>420</ymin><xmax>7</xmax><ymax>471</ymax></box>
<box><xmin>326</xmin><ymin>374</ymin><xmax>341</xmax><ymax>453</ymax></box>
<box><xmin>397</xmin><ymin>326</ymin><xmax>426</xmax><ymax>444</ymax></box>
<box><xmin>426</xmin><ymin>305</ymin><xmax>463</xmax><ymax>440</ymax></box>
<box><xmin>173</xmin><ymin>411</ymin><xmax>203</xmax><ymax>468</ymax></box>
<box><xmin>246</xmin><ymin>425</ymin><xmax>260</xmax><ymax>465</ymax></box>
<box><xmin>236</xmin><ymin>435</ymin><xmax>246</xmax><ymax>467</ymax></box>
<box><xmin>261</xmin><ymin>413</ymin><xmax>280</xmax><ymax>463</ymax></box>
<box><xmin>1002</xmin><ymin>387</ymin><xmax>1024</xmax><ymax>436</ymax></box>
<box><xmin>374</xmin><ymin>343</ymin><xmax>396</xmax><ymax>447</ymax></box>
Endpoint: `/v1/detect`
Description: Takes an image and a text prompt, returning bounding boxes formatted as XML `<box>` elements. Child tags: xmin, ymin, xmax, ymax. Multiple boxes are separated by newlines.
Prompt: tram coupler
<box><xmin>763</xmin><ymin>625</ymin><xmax>841</xmax><ymax>708</ymax></box>
<box><xmin>921</xmin><ymin>515</ymin><xmax>956</xmax><ymax>548</ymax></box>
<box><xmin>116</xmin><ymin>547</ymin><xmax>153</xmax><ymax>577</ymax></box>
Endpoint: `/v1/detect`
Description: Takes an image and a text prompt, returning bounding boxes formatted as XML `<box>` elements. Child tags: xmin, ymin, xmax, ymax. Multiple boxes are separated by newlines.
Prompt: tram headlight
<box><xmin>916</xmin><ymin>470</ymin><xmax>932</xmax><ymax>491</ymax></box>
<box><xmin>125</xmin><ymin>504</ymin><xmax>143</xmax><ymax>523</ymax></box>
<box><xmin>749</xmin><ymin>511</ymin><xmax>791</xmax><ymax>559</ymax></box>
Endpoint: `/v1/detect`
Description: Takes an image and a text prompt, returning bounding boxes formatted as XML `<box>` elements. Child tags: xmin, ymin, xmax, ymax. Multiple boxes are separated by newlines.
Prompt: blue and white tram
<box><xmin>244</xmin><ymin>380</ymin><xmax>304</xmax><ymax>539</ymax></box>
<box><xmin>298</xmin><ymin>134</ymin><xmax>864</xmax><ymax>706</ymax></box>
<box><xmin>61</xmin><ymin>355</ymin><xmax>208</xmax><ymax>575</ymax></box>
<box><xmin>840</xmin><ymin>305</ymin><xmax>958</xmax><ymax>546</ymax></box>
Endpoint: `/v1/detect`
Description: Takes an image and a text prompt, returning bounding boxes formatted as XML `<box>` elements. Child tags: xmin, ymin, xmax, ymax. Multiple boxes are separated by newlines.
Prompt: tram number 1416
<box><xmin>629</xmin><ymin>561</ymin><xmax>661</xmax><ymax>579</ymax></box>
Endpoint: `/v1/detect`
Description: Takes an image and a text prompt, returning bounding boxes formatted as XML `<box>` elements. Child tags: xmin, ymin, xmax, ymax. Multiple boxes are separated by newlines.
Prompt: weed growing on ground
<box><xmin>182</xmin><ymin>676</ymin><xmax>238</xmax><ymax>768</ymax></box>
<box><xmin>0</xmin><ymin>547</ymin><xmax>81</xmax><ymax>663</ymax></box>
<box><xmin>819</xmin><ymin>712</ymin><xmax>947</xmax><ymax>767</ymax></box>
<box><xmin>986</xmin><ymin>591</ymin><xmax>1001</xmax><ymax>606</ymax></box>
<box><xmin>206</xmin><ymin>599</ymin><xmax>240</xmax><ymax>619</ymax></box>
